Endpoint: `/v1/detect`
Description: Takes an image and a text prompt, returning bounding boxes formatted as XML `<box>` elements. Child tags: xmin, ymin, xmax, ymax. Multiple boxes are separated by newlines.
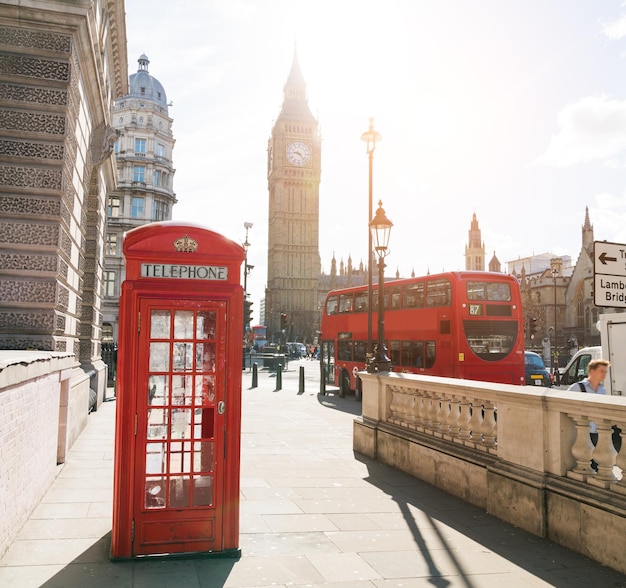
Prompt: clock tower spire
<box><xmin>266</xmin><ymin>50</ymin><xmax>321</xmax><ymax>343</ymax></box>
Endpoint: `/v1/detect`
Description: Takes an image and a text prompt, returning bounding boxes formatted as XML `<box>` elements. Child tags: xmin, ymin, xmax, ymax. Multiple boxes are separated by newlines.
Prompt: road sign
<box><xmin>594</xmin><ymin>241</ymin><xmax>626</xmax><ymax>308</ymax></box>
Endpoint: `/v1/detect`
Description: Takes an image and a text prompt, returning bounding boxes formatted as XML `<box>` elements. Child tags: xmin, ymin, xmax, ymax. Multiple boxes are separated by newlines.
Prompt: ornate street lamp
<box><xmin>361</xmin><ymin>118</ymin><xmax>382</xmax><ymax>368</ymax></box>
<box><xmin>368</xmin><ymin>201</ymin><xmax>393</xmax><ymax>373</ymax></box>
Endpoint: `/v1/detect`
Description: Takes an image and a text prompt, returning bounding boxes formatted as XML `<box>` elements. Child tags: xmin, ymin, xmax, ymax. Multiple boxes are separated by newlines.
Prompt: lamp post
<box><xmin>361</xmin><ymin>118</ymin><xmax>382</xmax><ymax>368</ymax></box>
<box><xmin>551</xmin><ymin>267</ymin><xmax>558</xmax><ymax>379</ymax></box>
<box><xmin>368</xmin><ymin>201</ymin><xmax>393</xmax><ymax>373</ymax></box>
<box><xmin>243</xmin><ymin>222</ymin><xmax>254</xmax><ymax>332</ymax></box>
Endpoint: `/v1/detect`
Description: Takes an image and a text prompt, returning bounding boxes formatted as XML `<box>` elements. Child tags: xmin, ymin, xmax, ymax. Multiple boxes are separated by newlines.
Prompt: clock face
<box><xmin>286</xmin><ymin>141</ymin><xmax>311</xmax><ymax>166</ymax></box>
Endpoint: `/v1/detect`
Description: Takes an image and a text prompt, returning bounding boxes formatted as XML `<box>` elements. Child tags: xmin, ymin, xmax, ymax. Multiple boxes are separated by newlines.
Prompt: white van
<box><xmin>557</xmin><ymin>346</ymin><xmax>602</xmax><ymax>389</ymax></box>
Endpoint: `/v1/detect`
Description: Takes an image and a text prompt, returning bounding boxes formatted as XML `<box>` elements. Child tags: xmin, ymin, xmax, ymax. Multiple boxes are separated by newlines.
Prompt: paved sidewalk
<box><xmin>1</xmin><ymin>360</ymin><xmax>625</xmax><ymax>587</ymax></box>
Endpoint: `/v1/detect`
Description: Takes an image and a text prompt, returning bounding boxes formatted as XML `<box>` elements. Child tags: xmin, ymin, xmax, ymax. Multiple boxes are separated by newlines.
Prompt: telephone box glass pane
<box><xmin>195</xmin><ymin>375</ymin><xmax>216</xmax><ymax>405</ymax></box>
<box><xmin>169</xmin><ymin>476</ymin><xmax>190</xmax><ymax>508</ymax></box>
<box><xmin>172</xmin><ymin>375</ymin><xmax>192</xmax><ymax>405</ymax></box>
<box><xmin>149</xmin><ymin>343</ymin><xmax>170</xmax><ymax>372</ymax></box>
<box><xmin>174</xmin><ymin>310</ymin><xmax>194</xmax><ymax>339</ymax></box>
<box><xmin>192</xmin><ymin>476</ymin><xmax>213</xmax><ymax>506</ymax></box>
<box><xmin>169</xmin><ymin>441</ymin><xmax>192</xmax><ymax>474</ymax></box>
<box><xmin>146</xmin><ymin>442</ymin><xmax>166</xmax><ymax>474</ymax></box>
<box><xmin>196</xmin><ymin>312</ymin><xmax>216</xmax><ymax>339</ymax></box>
<box><xmin>170</xmin><ymin>408</ymin><xmax>191</xmax><ymax>439</ymax></box>
<box><xmin>173</xmin><ymin>342</ymin><xmax>193</xmax><ymax>371</ymax></box>
<box><xmin>148</xmin><ymin>375</ymin><xmax>168</xmax><ymax>406</ymax></box>
<box><xmin>145</xmin><ymin>476</ymin><xmax>166</xmax><ymax>509</ymax></box>
<box><xmin>196</xmin><ymin>343</ymin><xmax>216</xmax><ymax>372</ymax></box>
<box><xmin>147</xmin><ymin>409</ymin><xmax>168</xmax><ymax>439</ymax></box>
<box><xmin>193</xmin><ymin>441</ymin><xmax>214</xmax><ymax>472</ymax></box>
<box><xmin>150</xmin><ymin>310</ymin><xmax>170</xmax><ymax>339</ymax></box>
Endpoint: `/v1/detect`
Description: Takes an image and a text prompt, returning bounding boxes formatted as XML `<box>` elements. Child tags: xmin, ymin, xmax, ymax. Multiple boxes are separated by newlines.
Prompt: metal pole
<box><xmin>276</xmin><ymin>363</ymin><xmax>282</xmax><ymax>391</ymax></box>
<box><xmin>299</xmin><ymin>365</ymin><xmax>305</xmax><ymax>394</ymax></box>
<box><xmin>373</xmin><ymin>256</ymin><xmax>391</xmax><ymax>372</ymax></box>
<box><xmin>367</xmin><ymin>147</ymin><xmax>373</xmax><ymax>363</ymax></box>
<box><xmin>251</xmin><ymin>362</ymin><xmax>258</xmax><ymax>388</ymax></box>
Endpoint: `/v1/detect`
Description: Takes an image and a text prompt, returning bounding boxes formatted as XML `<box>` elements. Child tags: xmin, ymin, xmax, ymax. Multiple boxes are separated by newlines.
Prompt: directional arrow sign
<box><xmin>594</xmin><ymin>241</ymin><xmax>626</xmax><ymax>278</ymax></box>
<box><xmin>594</xmin><ymin>241</ymin><xmax>626</xmax><ymax>307</ymax></box>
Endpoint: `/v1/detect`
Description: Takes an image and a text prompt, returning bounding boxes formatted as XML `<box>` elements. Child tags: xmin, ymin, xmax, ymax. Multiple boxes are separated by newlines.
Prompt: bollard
<box><xmin>251</xmin><ymin>362</ymin><xmax>258</xmax><ymax>388</ymax></box>
<box><xmin>319</xmin><ymin>364</ymin><xmax>326</xmax><ymax>395</ymax></box>
<box><xmin>299</xmin><ymin>365</ymin><xmax>305</xmax><ymax>394</ymax></box>
<box><xmin>276</xmin><ymin>363</ymin><xmax>282</xmax><ymax>390</ymax></box>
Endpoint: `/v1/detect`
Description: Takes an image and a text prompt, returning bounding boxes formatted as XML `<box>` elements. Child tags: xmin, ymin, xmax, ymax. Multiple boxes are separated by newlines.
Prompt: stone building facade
<box><xmin>465</xmin><ymin>212</ymin><xmax>485</xmax><ymax>271</ymax></box>
<box><xmin>0</xmin><ymin>1</ymin><xmax>127</xmax><ymax>405</ymax></box>
<box><xmin>266</xmin><ymin>51</ymin><xmax>322</xmax><ymax>343</ymax></box>
<box><xmin>102</xmin><ymin>54</ymin><xmax>176</xmax><ymax>341</ymax></box>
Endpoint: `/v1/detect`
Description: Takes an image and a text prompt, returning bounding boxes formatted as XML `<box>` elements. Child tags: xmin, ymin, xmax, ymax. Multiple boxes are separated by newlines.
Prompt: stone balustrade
<box><xmin>354</xmin><ymin>372</ymin><xmax>626</xmax><ymax>574</ymax></box>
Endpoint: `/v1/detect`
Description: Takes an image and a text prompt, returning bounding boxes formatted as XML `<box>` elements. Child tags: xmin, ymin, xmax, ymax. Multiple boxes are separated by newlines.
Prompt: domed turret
<box><xmin>127</xmin><ymin>54</ymin><xmax>168</xmax><ymax>109</ymax></box>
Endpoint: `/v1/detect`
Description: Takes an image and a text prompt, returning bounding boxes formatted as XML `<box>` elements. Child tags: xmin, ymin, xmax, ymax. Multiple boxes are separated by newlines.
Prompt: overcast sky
<box><xmin>125</xmin><ymin>0</ymin><xmax>626</xmax><ymax>315</ymax></box>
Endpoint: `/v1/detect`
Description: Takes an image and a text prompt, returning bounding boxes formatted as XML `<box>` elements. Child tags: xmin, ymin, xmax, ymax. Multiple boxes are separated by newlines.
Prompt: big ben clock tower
<box><xmin>266</xmin><ymin>51</ymin><xmax>322</xmax><ymax>343</ymax></box>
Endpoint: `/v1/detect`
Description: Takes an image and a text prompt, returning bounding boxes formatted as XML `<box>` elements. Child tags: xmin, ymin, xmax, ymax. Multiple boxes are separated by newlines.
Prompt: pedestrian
<box><xmin>568</xmin><ymin>359</ymin><xmax>621</xmax><ymax>470</ymax></box>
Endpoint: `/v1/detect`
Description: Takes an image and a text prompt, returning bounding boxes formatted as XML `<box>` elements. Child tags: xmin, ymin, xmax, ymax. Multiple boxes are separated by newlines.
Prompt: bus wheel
<box><xmin>355</xmin><ymin>376</ymin><xmax>362</xmax><ymax>401</ymax></box>
<box><xmin>340</xmin><ymin>370</ymin><xmax>350</xmax><ymax>398</ymax></box>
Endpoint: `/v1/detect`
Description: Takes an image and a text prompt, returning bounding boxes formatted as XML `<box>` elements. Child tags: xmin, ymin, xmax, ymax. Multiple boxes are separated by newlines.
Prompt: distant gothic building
<box><xmin>465</xmin><ymin>213</ymin><xmax>486</xmax><ymax>270</ymax></box>
<box><xmin>0</xmin><ymin>1</ymin><xmax>126</xmax><ymax>407</ymax></box>
<box><xmin>102</xmin><ymin>55</ymin><xmax>176</xmax><ymax>341</ymax></box>
<box><xmin>265</xmin><ymin>51</ymin><xmax>321</xmax><ymax>342</ymax></box>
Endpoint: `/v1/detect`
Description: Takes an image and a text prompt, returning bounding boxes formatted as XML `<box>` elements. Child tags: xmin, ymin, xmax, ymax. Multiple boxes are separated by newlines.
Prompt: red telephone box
<box><xmin>111</xmin><ymin>222</ymin><xmax>245</xmax><ymax>559</ymax></box>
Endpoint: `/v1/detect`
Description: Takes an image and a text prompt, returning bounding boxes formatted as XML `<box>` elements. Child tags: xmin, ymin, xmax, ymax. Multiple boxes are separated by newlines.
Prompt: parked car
<box><xmin>524</xmin><ymin>351</ymin><xmax>552</xmax><ymax>387</ymax></box>
<box><xmin>557</xmin><ymin>346</ymin><xmax>602</xmax><ymax>389</ymax></box>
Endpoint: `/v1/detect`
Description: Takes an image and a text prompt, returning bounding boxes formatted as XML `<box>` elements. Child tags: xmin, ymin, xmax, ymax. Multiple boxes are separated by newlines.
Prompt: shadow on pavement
<box><xmin>355</xmin><ymin>454</ymin><xmax>626</xmax><ymax>588</ymax></box>
<box><xmin>39</xmin><ymin>532</ymin><xmax>238</xmax><ymax>588</ymax></box>
<box><xmin>317</xmin><ymin>390</ymin><xmax>363</xmax><ymax>416</ymax></box>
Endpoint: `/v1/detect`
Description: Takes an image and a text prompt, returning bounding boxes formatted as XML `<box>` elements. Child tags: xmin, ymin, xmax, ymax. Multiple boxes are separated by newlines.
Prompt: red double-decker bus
<box><xmin>320</xmin><ymin>271</ymin><xmax>524</xmax><ymax>396</ymax></box>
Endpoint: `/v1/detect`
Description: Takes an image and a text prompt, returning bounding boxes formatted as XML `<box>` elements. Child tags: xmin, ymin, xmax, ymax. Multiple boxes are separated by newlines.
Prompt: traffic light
<box><xmin>244</xmin><ymin>299</ymin><xmax>253</xmax><ymax>326</ymax></box>
<box><xmin>280</xmin><ymin>312</ymin><xmax>288</xmax><ymax>330</ymax></box>
<box><xmin>529</xmin><ymin>317</ymin><xmax>538</xmax><ymax>339</ymax></box>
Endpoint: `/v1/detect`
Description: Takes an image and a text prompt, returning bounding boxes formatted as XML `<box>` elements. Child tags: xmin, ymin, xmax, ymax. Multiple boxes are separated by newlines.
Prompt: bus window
<box><xmin>467</xmin><ymin>281</ymin><xmax>511</xmax><ymax>302</ymax></box>
<box><xmin>339</xmin><ymin>294</ymin><xmax>353</xmax><ymax>313</ymax></box>
<box><xmin>463</xmin><ymin>320</ymin><xmax>517</xmax><ymax>361</ymax></box>
<box><xmin>403</xmin><ymin>282</ymin><xmax>424</xmax><ymax>308</ymax></box>
<box><xmin>338</xmin><ymin>340</ymin><xmax>352</xmax><ymax>361</ymax></box>
<box><xmin>391</xmin><ymin>287</ymin><xmax>401</xmax><ymax>310</ymax></box>
<box><xmin>354</xmin><ymin>291</ymin><xmax>368</xmax><ymax>312</ymax></box>
<box><xmin>402</xmin><ymin>341</ymin><xmax>424</xmax><ymax>368</ymax></box>
<box><xmin>372</xmin><ymin>289</ymin><xmax>389</xmax><ymax>310</ymax></box>
<box><xmin>326</xmin><ymin>295</ymin><xmax>338</xmax><ymax>315</ymax></box>
<box><xmin>426</xmin><ymin>279</ymin><xmax>451</xmax><ymax>307</ymax></box>
<box><xmin>425</xmin><ymin>341</ymin><xmax>436</xmax><ymax>368</ymax></box>
<box><xmin>389</xmin><ymin>340</ymin><xmax>400</xmax><ymax>364</ymax></box>
<box><xmin>353</xmin><ymin>340</ymin><xmax>367</xmax><ymax>362</ymax></box>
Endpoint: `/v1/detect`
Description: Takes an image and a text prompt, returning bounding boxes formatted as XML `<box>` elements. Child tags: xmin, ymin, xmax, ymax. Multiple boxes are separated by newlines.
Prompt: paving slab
<box><xmin>1</xmin><ymin>360</ymin><xmax>625</xmax><ymax>587</ymax></box>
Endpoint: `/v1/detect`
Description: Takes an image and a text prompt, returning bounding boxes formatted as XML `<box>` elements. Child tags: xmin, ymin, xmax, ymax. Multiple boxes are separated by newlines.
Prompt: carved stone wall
<box><xmin>0</xmin><ymin>8</ymin><xmax>123</xmax><ymax>358</ymax></box>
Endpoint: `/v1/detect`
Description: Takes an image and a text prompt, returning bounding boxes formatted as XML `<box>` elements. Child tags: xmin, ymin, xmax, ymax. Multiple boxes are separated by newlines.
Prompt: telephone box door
<box><xmin>134</xmin><ymin>298</ymin><xmax>227</xmax><ymax>555</ymax></box>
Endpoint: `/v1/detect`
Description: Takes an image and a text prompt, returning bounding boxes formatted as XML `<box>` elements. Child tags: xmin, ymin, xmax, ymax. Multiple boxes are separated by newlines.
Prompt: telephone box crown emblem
<box><xmin>173</xmin><ymin>235</ymin><xmax>198</xmax><ymax>253</ymax></box>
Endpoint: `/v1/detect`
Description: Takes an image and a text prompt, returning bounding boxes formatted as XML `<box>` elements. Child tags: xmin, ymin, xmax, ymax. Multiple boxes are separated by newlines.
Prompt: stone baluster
<box><xmin>410</xmin><ymin>391</ymin><xmax>422</xmax><ymax>426</ymax></box>
<box><xmin>458</xmin><ymin>398</ymin><xmax>472</xmax><ymax>441</ymax></box>
<box><xmin>447</xmin><ymin>397</ymin><xmax>461</xmax><ymax>438</ymax></box>
<box><xmin>425</xmin><ymin>392</ymin><xmax>438</xmax><ymax>431</ymax></box>
<box><xmin>398</xmin><ymin>389</ymin><xmax>412</xmax><ymax>426</ymax></box>
<box><xmin>566</xmin><ymin>414</ymin><xmax>594</xmax><ymax>481</ymax></box>
<box><xmin>588</xmin><ymin>420</ymin><xmax>618</xmax><ymax>488</ymax></box>
<box><xmin>404</xmin><ymin>392</ymin><xmax>416</xmax><ymax>426</ymax></box>
<box><xmin>437</xmin><ymin>396</ymin><xmax>450</xmax><ymax>437</ymax></box>
<box><xmin>480</xmin><ymin>402</ymin><xmax>497</xmax><ymax>449</ymax></box>
<box><xmin>389</xmin><ymin>386</ymin><xmax>402</xmax><ymax>423</ymax></box>
<box><xmin>468</xmin><ymin>400</ymin><xmax>484</xmax><ymax>445</ymax></box>
<box><xmin>431</xmin><ymin>393</ymin><xmax>444</xmax><ymax>433</ymax></box>
<box><xmin>612</xmin><ymin>422</ymin><xmax>626</xmax><ymax>493</ymax></box>
<box><xmin>416</xmin><ymin>390</ymin><xmax>428</xmax><ymax>428</ymax></box>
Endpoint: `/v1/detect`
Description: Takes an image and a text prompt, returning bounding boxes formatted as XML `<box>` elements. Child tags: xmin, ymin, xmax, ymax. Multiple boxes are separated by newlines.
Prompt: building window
<box><xmin>131</xmin><ymin>197</ymin><xmax>144</xmax><ymax>218</ymax></box>
<box><xmin>154</xmin><ymin>170</ymin><xmax>160</xmax><ymax>186</ymax></box>
<box><xmin>119</xmin><ymin>117</ymin><xmax>123</xmax><ymax>124</ymax></box>
<box><xmin>107</xmin><ymin>196</ymin><xmax>120</xmax><ymax>218</ymax></box>
<box><xmin>114</xmin><ymin>141</ymin><xmax>119</xmax><ymax>154</ymax></box>
<box><xmin>135</xmin><ymin>138</ymin><xmax>146</xmax><ymax>154</ymax></box>
<box><xmin>139</xmin><ymin>116</ymin><xmax>144</xmax><ymax>123</ymax></box>
<box><xmin>140</xmin><ymin>86</ymin><xmax>145</xmax><ymax>94</ymax></box>
<box><xmin>106</xmin><ymin>233</ymin><xmax>118</xmax><ymax>256</ymax></box>
<box><xmin>157</xmin><ymin>143</ymin><xmax>164</xmax><ymax>159</ymax></box>
<box><xmin>153</xmin><ymin>200</ymin><xmax>167</xmax><ymax>221</ymax></box>
<box><xmin>133</xmin><ymin>166</ymin><xmax>145</xmax><ymax>182</ymax></box>
<box><xmin>104</xmin><ymin>271</ymin><xmax>116</xmax><ymax>298</ymax></box>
